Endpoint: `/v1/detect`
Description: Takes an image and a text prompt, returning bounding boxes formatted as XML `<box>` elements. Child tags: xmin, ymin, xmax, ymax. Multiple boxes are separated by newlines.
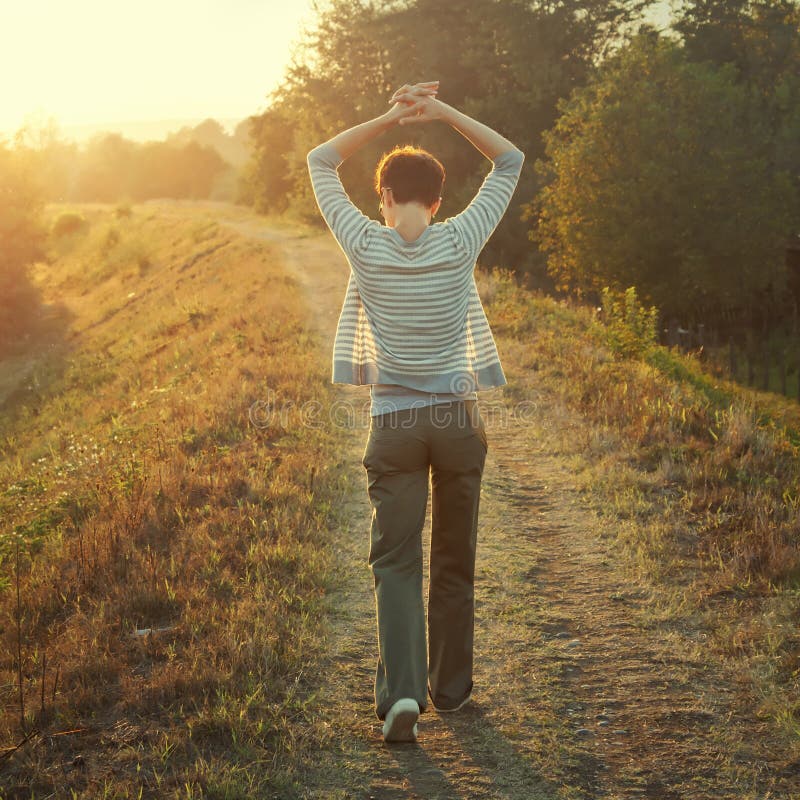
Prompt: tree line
<box><xmin>10</xmin><ymin>118</ymin><xmax>250</xmax><ymax>205</ymax></box>
<box><xmin>4</xmin><ymin>0</ymin><xmax>799</xmax><ymax>370</ymax></box>
<box><xmin>243</xmin><ymin>0</ymin><xmax>800</xmax><ymax>338</ymax></box>
<box><xmin>0</xmin><ymin>118</ymin><xmax>250</xmax><ymax>354</ymax></box>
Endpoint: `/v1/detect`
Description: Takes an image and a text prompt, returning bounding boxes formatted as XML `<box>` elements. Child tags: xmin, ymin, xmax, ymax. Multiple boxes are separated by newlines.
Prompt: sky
<box><xmin>1</xmin><ymin>0</ymin><xmax>675</xmax><ymax>143</ymax></box>
<box><xmin>0</xmin><ymin>0</ymin><xmax>316</xmax><ymax>139</ymax></box>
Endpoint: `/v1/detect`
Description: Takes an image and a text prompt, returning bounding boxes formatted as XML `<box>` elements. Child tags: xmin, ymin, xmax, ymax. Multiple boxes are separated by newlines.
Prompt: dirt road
<box><xmin>207</xmin><ymin>204</ymin><xmax>789</xmax><ymax>800</ymax></box>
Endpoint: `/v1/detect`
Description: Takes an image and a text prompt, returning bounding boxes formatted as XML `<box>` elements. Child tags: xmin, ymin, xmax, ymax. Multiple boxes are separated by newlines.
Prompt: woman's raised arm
<box><xmin>312</xmin><ymin>82</ymin><xmax>439</xmax><ymax>162</ymax></box>
<box><xmin>390</xmin><ymin>90</ymin><xmax>520</xmax><ymax>162</ymax></box>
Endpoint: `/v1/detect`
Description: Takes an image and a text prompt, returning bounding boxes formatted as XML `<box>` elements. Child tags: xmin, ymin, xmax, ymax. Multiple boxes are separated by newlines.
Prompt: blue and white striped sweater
<box><xmin>306</xmin><ymin>140</ymin><xmax>524</xmax><ymax>415</ymax></box>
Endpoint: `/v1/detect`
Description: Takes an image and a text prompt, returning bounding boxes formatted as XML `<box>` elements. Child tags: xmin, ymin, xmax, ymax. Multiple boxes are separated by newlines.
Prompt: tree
<box><xmin>529</xmin><ymin>32</ymin><xmax>795</xmax><ymax>324</ymax></box>
<box><xmin>673</xmin><ymin>0</ymin><xmax>800</xmax><ymax>93</ymax></box>
<box><xmin>244</xmin><ymin>108</ymin><xmax>296</xmax><ymax>213</ymax></box>
<box><xmin>76</xmin><ymin>133</ymin><xmax>139</xmax><ymax>202</ymax></box>
<box><xmin>245</xmin><ymin>0</ymin><xmax>659</xmax><ymax>274</ymax></box>
<box><xmin>673</xmin><ymin>0</ymin><xmax>800</xmax><ymax>224</ymax></box>
<box><xmin>167</xmin><ymin>118</ymin><xmax>251</xmax><ymax>169</ymax></box>
<box><xmin>12</xmin><ymin>115</ymin><xmax>79</xmax><ymax>202</ymax></box>
<box><xmin>0</xmin><ymin>143</ymin><xmax>45</xmax><ymax>353</ymax></box>
<box><xmin>132</xmin><ymin>140</ymin><xmax>227</xmax><ymax>200</ymax></box>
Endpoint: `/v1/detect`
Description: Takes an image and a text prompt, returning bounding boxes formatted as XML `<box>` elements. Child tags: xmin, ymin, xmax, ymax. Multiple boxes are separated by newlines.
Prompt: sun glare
<box><xmin>0</xmin><ymin>0</ymin><xmax>314</xmax><ymax>138</ymax></box>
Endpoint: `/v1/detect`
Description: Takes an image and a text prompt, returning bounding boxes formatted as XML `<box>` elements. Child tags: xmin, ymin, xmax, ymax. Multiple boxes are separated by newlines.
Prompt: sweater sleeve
<box><xmin>307</xmin><ymin>141</ymin><xmax>377</xmax><ymax>255</ymax></box>
<box><xmin>444</xmin><ymin>148</ymin><xmax>525</xmax><ymax>257</ymax></box>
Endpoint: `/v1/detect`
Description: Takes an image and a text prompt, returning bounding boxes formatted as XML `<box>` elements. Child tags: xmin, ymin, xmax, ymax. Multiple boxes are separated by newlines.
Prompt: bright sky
<box><xmin>0</xmin><ymin>0</ymin><xmax>316</xmax><ymax>137</ymax></box>
<box><xmin>1</xmin><ymin>0</ymin><xmax>675</xmax><ymax>141</ymax></box>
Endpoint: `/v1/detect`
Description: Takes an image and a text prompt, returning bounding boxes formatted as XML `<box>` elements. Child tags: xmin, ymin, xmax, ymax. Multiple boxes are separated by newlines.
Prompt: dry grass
<box><xmin>477</xmin><ymin>266</ymin><xmax>800</xmax><ymax>747</ymax></box>
<box><xmin>4</xmin><ymin>206</ymin><xmax>798</xmax><ymax>796</ymax></box>
<box><xmin>0</xmin><ymin>204</ymin><xmax>348</xmax><ymax>797</ymax></box>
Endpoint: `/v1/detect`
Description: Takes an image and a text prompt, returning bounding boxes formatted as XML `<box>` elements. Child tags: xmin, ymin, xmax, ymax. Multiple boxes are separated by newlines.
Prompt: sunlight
<box><xmin>0</xmin><ymin>0</ymin><xmax>314</xmax><ymax>137</ymax></box>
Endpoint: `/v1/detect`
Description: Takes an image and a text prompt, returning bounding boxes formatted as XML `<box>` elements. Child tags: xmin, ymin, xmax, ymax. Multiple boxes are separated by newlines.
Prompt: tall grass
<box><xmin>478</xmin><ymin>266</ymin><xmax>800</xmax><ymax>743</ymax></box>
<box><xmin>0</xmin><ymin>204</ymin><xmax>349</xmax><ymax>796</ymax></box>
<box><xmin>480</xmin><ymin>268</ymin><xmax>800</xmax><ymax>591</ymax></box>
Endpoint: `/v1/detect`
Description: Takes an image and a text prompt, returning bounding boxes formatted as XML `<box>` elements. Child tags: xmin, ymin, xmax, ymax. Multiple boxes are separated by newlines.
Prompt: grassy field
<box><xmin>1</xmin><ymin>202</ymin><xmax>798</xmax><ymax>797</ymax></box>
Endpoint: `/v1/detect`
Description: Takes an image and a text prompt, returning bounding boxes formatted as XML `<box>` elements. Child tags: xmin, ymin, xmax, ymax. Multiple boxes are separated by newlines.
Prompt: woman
<box><xmin>307</xmin><ymin>81</ymin><xmax>524</xmax><ymax>742</ymax></box>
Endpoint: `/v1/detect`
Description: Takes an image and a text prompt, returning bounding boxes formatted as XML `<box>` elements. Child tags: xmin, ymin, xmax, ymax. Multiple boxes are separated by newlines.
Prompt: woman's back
<box><xmin>307</xmin><ymin>141</ymin><xmax>524</xmax><ymax>395</ymax></box>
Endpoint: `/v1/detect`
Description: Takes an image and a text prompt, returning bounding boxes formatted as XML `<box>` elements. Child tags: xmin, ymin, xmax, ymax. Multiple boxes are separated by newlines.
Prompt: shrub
<box><xmin>51</xmin><ymin>211</ymin><xmax>88</xmax><ymax>237</ymax></box>
<box><xmin>598</xmin><ymin>285</ymin><xmax>659</xmax><ymax>359</ymax></box>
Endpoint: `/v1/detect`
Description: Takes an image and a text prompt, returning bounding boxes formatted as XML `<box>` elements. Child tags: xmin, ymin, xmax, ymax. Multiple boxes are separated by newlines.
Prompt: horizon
<box><xmin>0</xmin><ymin>0</ymin><xmax>315</xmax><ymax>142</ymax></box>
<box><xmin>14</xmin><ymin>114</ymin><xmax>251</xmax><ymax>146</ymax></box>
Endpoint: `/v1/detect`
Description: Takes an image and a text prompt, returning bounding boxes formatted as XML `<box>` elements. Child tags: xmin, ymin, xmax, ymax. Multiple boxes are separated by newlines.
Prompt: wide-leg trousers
<box><xmin>361</xmin><ymin>398</ymin><xmax>488</xmax><ymax>721</ymax></box>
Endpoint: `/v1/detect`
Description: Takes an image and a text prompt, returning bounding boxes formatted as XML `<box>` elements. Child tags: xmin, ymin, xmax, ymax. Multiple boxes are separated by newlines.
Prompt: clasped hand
<box><xmin>386</xmin><ymin>81</ymin><xmax>443</xmax><ymax>125</ymax></box>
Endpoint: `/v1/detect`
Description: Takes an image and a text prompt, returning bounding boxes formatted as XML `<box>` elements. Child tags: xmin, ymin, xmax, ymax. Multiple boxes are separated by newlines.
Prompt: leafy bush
<box><xmin>532</xmin><ymin>33</ymin><xmax>796</xmax><ymax>323</ymax></box>
<box><xmin>598</xmin><ymin>285</ymin><xmax>659</xmax><ymax>359</ymax></box>
<box><xmin>51</xmin><ymin>211</ymin><xmax>88</xmax><ymax>237</ymax></box>
<box><xmin>0</xmin><ymin>144</ymin><xmax>45</xmax><ymax>351</ymax></box>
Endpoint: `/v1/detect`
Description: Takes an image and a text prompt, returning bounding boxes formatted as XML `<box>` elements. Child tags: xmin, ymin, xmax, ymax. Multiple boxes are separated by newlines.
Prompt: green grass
<box><xmin>477</xmin><ymin>265</ymin><xmax>800</xmax><ymax>750</ymax></box>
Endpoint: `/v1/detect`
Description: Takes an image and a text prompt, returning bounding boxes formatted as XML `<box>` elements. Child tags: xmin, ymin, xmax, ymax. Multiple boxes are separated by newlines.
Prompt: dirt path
<box><xmin>200</xmin><ymin>204</ymin><xmax>790</xmax><ymax>799</ymax></box>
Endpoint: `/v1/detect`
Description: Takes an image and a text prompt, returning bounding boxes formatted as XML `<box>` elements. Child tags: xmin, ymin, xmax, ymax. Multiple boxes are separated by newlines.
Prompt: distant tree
<box><xmin>67</xmin><ymin>134</ymin><xmax>227</xmax><ymax>202</ymax></box>
<box><xmin>0</xmin><ymin>143</ymin><xmax>44</xmax><ymax>352</ymax></box>
<box><xmin>76</xmin><ymin>133</ymin><xmax>139</xmax><ymax>202</ymax></box>
<box><xmin>529</xmin><ymin>32</ymin><xmax>795</xmax><ymax>324</ymax></box>
<box><xmin>132</xmin><ymin>140</ymin><xmax>227</xmax><ymax>200</ymax></box>
<box><xmin>172</xmin><ymin>140</ymin><xmax>227</xmax><ymax>198</ymax></box>
<box><xmin>167</xmin><ymin>118</ymin><xmax>251</xmax><ymax>168</ymax></box>
<box><xmin>12</xmin><ymin>115</ymin><xmax>79</xmax><ymax>202</ymax></box>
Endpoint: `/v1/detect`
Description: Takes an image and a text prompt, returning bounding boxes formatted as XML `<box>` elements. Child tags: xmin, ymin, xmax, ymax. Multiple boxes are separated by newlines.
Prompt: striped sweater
<box><xmin>306</xmin><ymin>139</ymin><xmax>525</xmax><ymax>399</ymax></box>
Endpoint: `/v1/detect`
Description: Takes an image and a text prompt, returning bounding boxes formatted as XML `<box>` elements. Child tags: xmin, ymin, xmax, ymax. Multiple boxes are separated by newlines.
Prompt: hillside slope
<box><xmin>1</xmin><ymin>200</ymin><xmax>798</xmax><ymax>798</ymax></box>
<box><xmin>0</xmin><ymin>203</ymin><xmax>348</xmax><ymax>796</ymax></box>
<box><xmin>213</xmin><ymin>202</ymin><xmax>800</xmax><ymax>799</ymax></box>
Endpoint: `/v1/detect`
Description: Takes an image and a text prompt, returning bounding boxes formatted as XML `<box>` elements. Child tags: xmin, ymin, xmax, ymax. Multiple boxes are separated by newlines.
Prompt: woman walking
<box><xmin>307</xmin><ymin>81</ymin><xmax>524</xmax><ymax>742</ymax></box>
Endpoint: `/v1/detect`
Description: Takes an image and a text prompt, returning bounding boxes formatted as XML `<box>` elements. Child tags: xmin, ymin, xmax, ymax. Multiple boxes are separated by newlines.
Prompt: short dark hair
<box><xmin>374</xmin><ymin>145</ymin><xmax>445</xmax><ymax>208</ymax></box>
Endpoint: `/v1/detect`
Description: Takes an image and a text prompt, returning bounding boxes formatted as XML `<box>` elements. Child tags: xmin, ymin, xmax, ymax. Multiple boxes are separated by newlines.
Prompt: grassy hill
<box><xmin>1</xmin><ymin>202</ymin><xmax>798</xmax><ymax>795</ymax></box>
<box><xmin>479</xmin><ymin>268</ymin><xmax>800</xmax><ymax>749</ymax></box>
<box><xmin>0</xmin><ymin>203</ymin><xmax>350</xmax><ymax>796</ymax></box>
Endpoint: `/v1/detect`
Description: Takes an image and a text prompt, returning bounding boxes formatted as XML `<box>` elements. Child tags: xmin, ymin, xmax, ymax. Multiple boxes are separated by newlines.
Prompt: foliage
<box><xmin>11</xmin><ymin>115</ymin><xmax>79</xmax><ymax>203</ymax></box>
<box><xmin>74</xmin><ymin>133</ymin><xmax>228</xmax><ymax>202</ymax></box>
<box><xmin>244</xmin><ymin>0</ymin><xmax>657</xmax><ymax>275</ymax></box>
<box><xmin>10</xmin><ymin>119</ymin><xmax>240</xmax><ymax>204</ymax></box>
<box><xmin>598</xmin><ymin>285</ymin><xmax>659</xmax><ymax>359</ymax></box>
<box><xmin>51</xmin><ymin>210</ymin><xmax>88</xmax><ymax>237</ymax></box>
<box><xmin>244</xmin><ymin>109</ymin><xmax>295</xmax><ymax>213</ymax></box>
<box><xmin>674</xmin><ymin>0</ymin><xmax>800</xmax><ymax>94</ymax></box>
<box><xmin>529</xmin><ymin>31</ymin><xmax>796</xmax><ymax>323</ymax></box>
<box><xmin>673</xmin><ymin>0</ymin><xmax>800</xmax><ymax>225</ymax></box>
<box><xmin>166</xmin><ymin>117</ymin><xmax>252</xmax><ymax>168</ymax></box>
<box><xmin>0</xmin><ymin>143</ymin><xmax>45</xmax><ymax>352</ymax></box>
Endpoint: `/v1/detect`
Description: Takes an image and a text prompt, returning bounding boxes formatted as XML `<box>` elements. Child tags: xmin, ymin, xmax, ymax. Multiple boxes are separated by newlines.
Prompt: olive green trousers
<box><xmin>361</xmin><ymin>399</ymin><xmax>488</xmax><ymax>721</ymax></box>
